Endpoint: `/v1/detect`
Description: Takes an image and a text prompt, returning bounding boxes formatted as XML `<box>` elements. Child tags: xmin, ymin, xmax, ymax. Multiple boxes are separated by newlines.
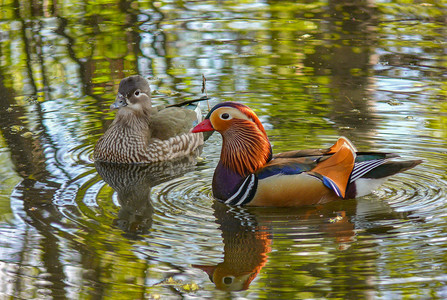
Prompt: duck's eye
<box><xmin>221</xmin><ymin>113</ymin><xmax>230</xmax><ymax>120</ymax></box>
<box><xmin>223</xmin><ymin>276</ymin><xmax>234</xmax><ymax>285</ymax></box>
<box><xmin>134</xmin><ymin>90</ymin><xmax>140</xmax><ymax>97</ymax></box>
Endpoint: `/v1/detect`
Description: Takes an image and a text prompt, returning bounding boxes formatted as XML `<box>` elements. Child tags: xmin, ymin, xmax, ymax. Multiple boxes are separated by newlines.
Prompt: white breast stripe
<box><xmin>224</xmin><ymin>174</ymin><xmax>255</xmax><ymax>205</ymax></box>
<box><xmin>327</xmin><ymin>178</ymin><xmax>342</xmax><ymax>198</ymax></box>
<box><xmin>234</xmin><ymin>175</ymin><xmax>257</xmax><ymax>206</ymax></box>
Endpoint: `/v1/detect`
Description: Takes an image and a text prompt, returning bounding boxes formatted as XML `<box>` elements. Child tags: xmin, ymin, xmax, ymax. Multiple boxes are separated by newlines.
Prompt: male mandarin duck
<box><xmin>94</xmin><ymin>75</ymin><xmax>204</xmax><ymax>163</ymax></box>
<box><xmin>192</xmin><ymin>102</ymin><xmax>422</xmax><ymax>207</ymax></box>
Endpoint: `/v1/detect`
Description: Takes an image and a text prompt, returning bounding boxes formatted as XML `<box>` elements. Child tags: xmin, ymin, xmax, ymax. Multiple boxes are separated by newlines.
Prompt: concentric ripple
<box><xmin>381</xmin><ymin>172</ymin><xmax>446</xmax><ymax>215</ymax></box>
<box><xmin>373</xmin><ymin>149</ymin><xmax>447</xmax><ymax>221</ymax></box>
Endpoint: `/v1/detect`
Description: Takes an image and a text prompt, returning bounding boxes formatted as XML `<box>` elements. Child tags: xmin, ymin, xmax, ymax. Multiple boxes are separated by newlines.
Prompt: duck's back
<box><xmin>149</xmin><ymin>106</ymin><xmax>199</xmax><ymax>140</ymax></box>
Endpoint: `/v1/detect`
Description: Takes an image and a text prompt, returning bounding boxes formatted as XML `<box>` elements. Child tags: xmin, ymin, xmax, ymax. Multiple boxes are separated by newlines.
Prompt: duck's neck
<box><xmin>212</xmin><ymin>162</ymin><xmax>246</xmax><ymax>201</ymax></box>
<box><xmin>213</xmin><ymin>120</ymin><xmax>272</xmax><ymax>201</ymax></box>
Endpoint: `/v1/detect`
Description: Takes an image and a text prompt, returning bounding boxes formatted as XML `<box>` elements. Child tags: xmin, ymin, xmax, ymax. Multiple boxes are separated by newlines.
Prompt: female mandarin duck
<box><xmin>192</xmin><ymin>102</ymin><xmax>422</xmax><ymax>207</ymax></box>
<box><xmin>94</xmin><ymin>75</ymin><xmax>204</xmax><ymax>163</ymax></box>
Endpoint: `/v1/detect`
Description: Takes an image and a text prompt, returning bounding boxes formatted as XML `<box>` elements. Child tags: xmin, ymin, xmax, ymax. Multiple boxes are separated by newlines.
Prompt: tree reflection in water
<box><xmin>0</xmin><ymin>0</ymin><xmax>445</xmax><ymax>298</ymax></box>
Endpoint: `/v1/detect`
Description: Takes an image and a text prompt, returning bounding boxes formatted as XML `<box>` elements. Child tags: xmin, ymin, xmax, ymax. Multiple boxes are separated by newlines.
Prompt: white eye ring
<box><xmin>220</xmin><ymin>113</ymin><xmax>231</xmax><ymax>120</ymax></box>
<box><xmin>134</xmin><ymin>89</ymin><xmax>141</xmax><ymax>97</ymax></box>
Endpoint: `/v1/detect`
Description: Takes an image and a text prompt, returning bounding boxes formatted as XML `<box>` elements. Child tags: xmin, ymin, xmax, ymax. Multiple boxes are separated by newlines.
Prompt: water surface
<box><xmin>0</xmin><ymin>0</ymin><xmax>446</xmax><ymax>298</ymax></box>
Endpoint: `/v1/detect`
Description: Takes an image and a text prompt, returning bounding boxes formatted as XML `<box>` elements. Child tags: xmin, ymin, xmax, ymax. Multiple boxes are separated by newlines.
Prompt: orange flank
<box><xmin>249</xmin><ymin>173</ymin><xmax>340</xmax><ymax>206</ymax></box>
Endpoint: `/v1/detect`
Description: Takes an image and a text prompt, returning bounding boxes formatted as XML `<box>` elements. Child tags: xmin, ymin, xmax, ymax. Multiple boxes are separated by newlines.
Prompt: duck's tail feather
<box><xmin>359</xmin><ymin>159</ymin><xmax>422</xmax><ymax>179</ymax></box>
<box><xmin>168</xmin><ymin>97</ymin><xmax>214</xmax><ymax>141</ymax></box>
<box><xmin>346</xmin><ymin>159</ymin><xmax>422</xmax><ymax>198</ymax></box>
<box><xmin>166</xmin><ymin>96</ymin><xmax>210</xmax><ymax>108</ymax></box>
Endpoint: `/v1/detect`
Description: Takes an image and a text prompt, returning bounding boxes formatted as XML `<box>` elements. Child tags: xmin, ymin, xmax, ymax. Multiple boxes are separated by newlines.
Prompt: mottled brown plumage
<box><xmin>94</xmin><ymin>75</ymin><xmax>203</xmax><ymax>163</ymax></box>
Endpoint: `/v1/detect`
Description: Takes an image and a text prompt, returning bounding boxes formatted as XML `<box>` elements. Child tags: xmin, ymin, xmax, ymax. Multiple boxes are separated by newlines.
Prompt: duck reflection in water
<box><xmin>95</xmin><ymin>155</ymin><xmax>198</xmax><ymax>237</ymax></box>
<box><xmin>194</xmin><ymin>201</ymin><xmax>357</xmax><ymax>291</ymax></box>
<box><xmin>193</xmin><ymin>202</ymin><xmax>272</xmax><ymax>291</ymax></box>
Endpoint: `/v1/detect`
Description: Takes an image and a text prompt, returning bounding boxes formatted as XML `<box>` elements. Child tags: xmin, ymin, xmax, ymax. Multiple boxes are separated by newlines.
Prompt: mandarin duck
<box><xmin>192</xmin><ymin>102</ymin><xmax>422</xmax><ymax>207</ymax></box>
<box><xmin>94</xmin><ymin>75</ymin><xmax>204</xmax><ymax>163</ymax></box>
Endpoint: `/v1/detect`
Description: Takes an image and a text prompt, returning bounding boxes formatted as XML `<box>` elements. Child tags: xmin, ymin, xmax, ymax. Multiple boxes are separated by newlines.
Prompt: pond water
<box><xmin>0</xmin><ymin>0</ymin><xmax>447</xmax><ymax>298</ymax></box>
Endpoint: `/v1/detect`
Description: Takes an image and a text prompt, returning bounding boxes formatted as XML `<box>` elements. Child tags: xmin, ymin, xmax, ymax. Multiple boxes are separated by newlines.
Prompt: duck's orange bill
<box><xmin>192</xmin><ymin>119</ymin><xmax>214</xmax><ymax>132</ymax></box>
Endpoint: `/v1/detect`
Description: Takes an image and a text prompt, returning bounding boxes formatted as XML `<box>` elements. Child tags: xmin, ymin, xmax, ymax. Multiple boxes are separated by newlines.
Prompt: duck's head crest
<box><xmin>194</xmin><ymin>102</ymin><xmax>267</xmax><ymax>137</ymax></box>
<box><xmin>193</xmin><ymin>102</ymin><xmax>272</xmax><ymax>176</ymax></box>
<box><xmin>111</xmin><ymin>75</ymin><xmax>152</xmax><ymax>111</ymax></box>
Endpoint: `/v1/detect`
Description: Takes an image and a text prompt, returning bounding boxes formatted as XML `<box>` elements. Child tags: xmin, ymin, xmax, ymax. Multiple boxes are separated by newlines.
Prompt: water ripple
<box><xmin>8</xmin><ymin>134</ymin><xmax>446</xmax><ymax>298</ymax></box>
<box><xmin>378</xmin><ymin>168</ymin><xmax>446</xmax><ymax>219</ymax></box>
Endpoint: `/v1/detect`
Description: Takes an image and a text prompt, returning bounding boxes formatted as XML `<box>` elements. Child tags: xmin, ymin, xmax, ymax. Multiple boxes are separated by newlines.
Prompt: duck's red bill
<box><xmin>192</xmin><ymin>119</ymin><xmax>214</xmax><ymax>132</ymax></box>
